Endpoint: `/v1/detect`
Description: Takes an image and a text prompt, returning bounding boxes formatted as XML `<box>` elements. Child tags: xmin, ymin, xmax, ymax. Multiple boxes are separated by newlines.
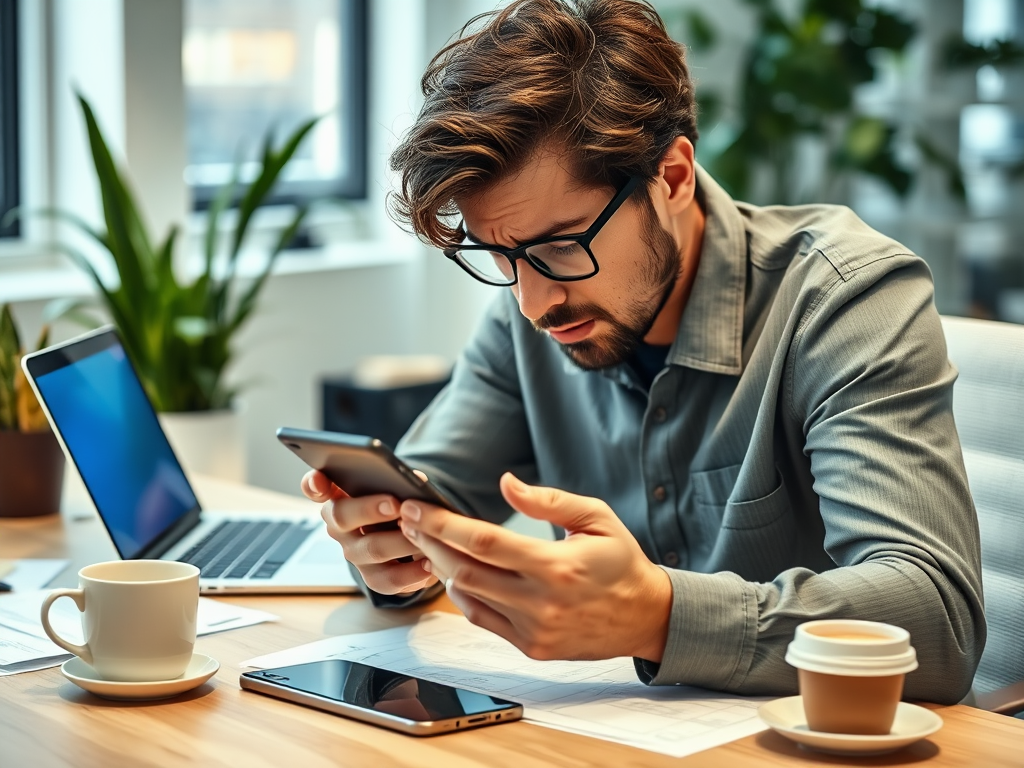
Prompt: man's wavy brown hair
<box><xmin>388</xmin><ymin>0</ymin><xmax>699</xmax><ymax>248</ymax></box>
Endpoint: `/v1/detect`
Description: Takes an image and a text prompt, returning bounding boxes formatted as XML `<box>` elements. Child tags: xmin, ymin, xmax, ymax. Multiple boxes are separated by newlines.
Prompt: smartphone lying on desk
<box><xmin>276</xmin><ymin>427</ymin><xmax>467</xmax><ymax>514</ymax></box>
<box><xmin>241</xmin><ymin>660</ymin><xmax>523</xmax><ymax>735</ymax></box>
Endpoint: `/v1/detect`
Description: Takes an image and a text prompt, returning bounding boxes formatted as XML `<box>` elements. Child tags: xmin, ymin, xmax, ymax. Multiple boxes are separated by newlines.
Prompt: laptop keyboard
<box><xmin>178</xmin><ymin>520</ymin><xmax>315</xmax><ymax>579</ymax></box>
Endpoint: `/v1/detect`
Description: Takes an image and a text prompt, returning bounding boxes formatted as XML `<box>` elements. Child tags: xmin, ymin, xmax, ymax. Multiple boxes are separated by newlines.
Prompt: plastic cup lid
<box><xmin>785</xmin><ymin>620</ymin><xmax>918</xmax><ymax>677</ymax></box>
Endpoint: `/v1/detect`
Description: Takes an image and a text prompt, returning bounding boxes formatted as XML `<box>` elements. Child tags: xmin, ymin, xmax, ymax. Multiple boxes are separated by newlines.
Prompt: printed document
<box><xmin>244</xmin><ymin>612</ymin><xmax>768</xmax><ymax>758</ymax></box>
<box><xmin>0</xmin><ymin>590</ymin><xmax>277</xmax><ymax>675</ymax></box>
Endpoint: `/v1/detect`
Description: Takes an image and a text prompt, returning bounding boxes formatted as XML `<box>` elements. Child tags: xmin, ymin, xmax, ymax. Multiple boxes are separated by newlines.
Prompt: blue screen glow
<box><xmin>34</xmin><ymin>343</ymin><xmax>198</xmax><ymax>557</ymax></box>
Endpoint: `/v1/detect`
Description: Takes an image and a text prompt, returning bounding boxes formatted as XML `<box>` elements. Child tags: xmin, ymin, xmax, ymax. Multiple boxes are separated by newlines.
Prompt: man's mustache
<box><xmin>534</xmin><ymin>303</ymin><xmax>613</xmax><ymax>332</ymax></box>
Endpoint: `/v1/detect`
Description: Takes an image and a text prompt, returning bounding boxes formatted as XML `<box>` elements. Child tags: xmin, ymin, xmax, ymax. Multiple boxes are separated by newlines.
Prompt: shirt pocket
<box><xmin>692</xmin><ymin>463</ymin><xmax>788</xmax><ymax>530</ymax></box>
<box><xmin>691</xmin><ymin>464</ymin><xmax>796</xmax><ymax>580</ymax></box>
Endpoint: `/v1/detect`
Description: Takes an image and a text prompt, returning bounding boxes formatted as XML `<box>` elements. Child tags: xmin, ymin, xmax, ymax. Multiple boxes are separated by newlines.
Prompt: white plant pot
<box><xmin>158</xmin><ymin>407</ymin><xmax>246</xmax><ymax>483</ymax></box>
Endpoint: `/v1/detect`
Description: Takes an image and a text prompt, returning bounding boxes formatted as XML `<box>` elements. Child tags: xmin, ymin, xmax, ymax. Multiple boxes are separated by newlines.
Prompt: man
<box><xmin>303</xmin><ymin>0</ymin><xmax>984</xmax><ymax>702</ymax></box>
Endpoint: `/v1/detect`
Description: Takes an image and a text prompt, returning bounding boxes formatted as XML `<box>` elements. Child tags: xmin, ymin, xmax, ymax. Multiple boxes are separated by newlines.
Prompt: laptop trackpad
<box><xmin>299</xmin><ymin>541</ymin><xmax>344</xmax><ymax>565</ymax></box>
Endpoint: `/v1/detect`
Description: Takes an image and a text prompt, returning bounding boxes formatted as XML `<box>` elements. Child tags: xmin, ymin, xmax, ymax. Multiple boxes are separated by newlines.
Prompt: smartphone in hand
<box><xmin>276</xmin><ymin>427</ymin><xmax>467</xmax><ymax>514</ymax></box>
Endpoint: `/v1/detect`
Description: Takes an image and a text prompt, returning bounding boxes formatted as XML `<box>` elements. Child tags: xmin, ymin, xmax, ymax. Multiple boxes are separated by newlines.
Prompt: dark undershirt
<box><xmin>628</xmin><ymin>342</ymin><xmax>671</xmax><ymax>390</ymax></box>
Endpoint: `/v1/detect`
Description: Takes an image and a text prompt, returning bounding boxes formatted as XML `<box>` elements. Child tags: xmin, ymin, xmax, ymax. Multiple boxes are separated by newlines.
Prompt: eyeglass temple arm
<box><xmin>583</xmin><ymin>175</ymin><xmax>644</xmax><ymax>241</ymax></box>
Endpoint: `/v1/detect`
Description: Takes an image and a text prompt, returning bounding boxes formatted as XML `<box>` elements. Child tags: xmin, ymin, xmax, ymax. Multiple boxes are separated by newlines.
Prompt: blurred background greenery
<box><xmin>655</xmin><ymin>0</ymin><xmax>1024</xmax><ymax>323</ymax></box>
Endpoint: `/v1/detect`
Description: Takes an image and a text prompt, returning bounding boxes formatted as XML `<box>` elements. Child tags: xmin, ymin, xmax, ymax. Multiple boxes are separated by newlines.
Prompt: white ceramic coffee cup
<box><xmin>40</xmin><ymin>560</ymin><xmax>200</xmax><ymax>682</ymax></box>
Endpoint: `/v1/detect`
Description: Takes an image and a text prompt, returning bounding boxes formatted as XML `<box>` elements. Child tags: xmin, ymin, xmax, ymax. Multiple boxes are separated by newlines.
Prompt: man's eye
<box><xmin>531</xmin><ymin>241</ymin><xmax>581</xmax><ymax>259</ymax></box>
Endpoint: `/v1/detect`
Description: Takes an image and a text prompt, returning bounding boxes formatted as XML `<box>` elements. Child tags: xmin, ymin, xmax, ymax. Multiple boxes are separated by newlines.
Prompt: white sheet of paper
<box><xmin>243</xmin><ymin>612</ymin><xmax>768</xmax><ymax>758</ymax></box>
<box><xmin>0</xmin><ymin>590</ymin><xmax>277</xmax><ymax>675</ymax></box>
<box><xmin>0</xmin><ymin>559</ymin><xmax>69</xmax><ymax>591</ymax></box>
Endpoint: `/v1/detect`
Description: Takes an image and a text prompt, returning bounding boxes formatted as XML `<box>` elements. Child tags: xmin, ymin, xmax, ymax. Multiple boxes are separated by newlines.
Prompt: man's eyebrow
<box><xmin>464</xmin><ymin>215</ymin><xmax>592</xmax><ymax>247</ymax></box>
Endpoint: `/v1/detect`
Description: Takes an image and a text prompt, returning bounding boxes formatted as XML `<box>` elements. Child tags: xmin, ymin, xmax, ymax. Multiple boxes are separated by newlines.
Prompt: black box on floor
<box><xmin>321</xmin><ymin>376</ymin><xmax>450</xmax><ymax>450</ymax></box>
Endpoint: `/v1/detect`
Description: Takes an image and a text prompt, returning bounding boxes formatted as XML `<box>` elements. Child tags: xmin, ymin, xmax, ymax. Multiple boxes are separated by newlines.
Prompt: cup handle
<box><xmin>40</xmin><ymin>588</ymin><xmax>92</xmax><ymax>666</ymax></box>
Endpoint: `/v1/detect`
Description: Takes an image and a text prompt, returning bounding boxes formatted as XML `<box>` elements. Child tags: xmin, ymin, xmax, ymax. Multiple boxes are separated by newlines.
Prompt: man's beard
<box><xmin>534</xmin><ymin>208</ymin><xmax>681</xmax><ymax>371</ymax></box>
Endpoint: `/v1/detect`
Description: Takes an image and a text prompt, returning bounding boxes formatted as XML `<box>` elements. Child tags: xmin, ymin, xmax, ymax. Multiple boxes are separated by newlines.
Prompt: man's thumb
<box><xmin>499</xmin><ymin>472</ymin><xmax>612</xmax><ymax>534</ymax></box>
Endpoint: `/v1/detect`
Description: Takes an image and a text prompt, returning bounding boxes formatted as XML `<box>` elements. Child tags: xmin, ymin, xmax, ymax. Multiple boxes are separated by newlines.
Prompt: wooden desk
<box><xmin>2</xmin><ymin>475</ymin><xmax>1022</xmax><ymax>768</ymax></box>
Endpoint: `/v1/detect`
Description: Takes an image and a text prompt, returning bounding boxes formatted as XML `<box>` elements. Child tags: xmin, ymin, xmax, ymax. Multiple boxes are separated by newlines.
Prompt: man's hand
<box><xmin>398</xmin><ymin>473</ymin><xmax>673</xmax><ymax>662</ymax></box>
<box><xmin>301</xmin><ymin>469</ymin><xmax>438</xmax><ymax>595</ymax></box>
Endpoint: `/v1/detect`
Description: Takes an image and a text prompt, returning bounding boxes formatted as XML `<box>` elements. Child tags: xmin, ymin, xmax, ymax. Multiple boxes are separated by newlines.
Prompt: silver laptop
<box><xmin>22</xmin><ymin>326</ymin><xmax>357</xmax><ymax>594</ymax></box>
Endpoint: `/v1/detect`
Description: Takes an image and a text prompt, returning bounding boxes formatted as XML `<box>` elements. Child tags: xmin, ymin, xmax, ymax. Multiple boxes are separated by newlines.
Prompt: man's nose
<box><xmin>513</xmin><ymin>259</ymin><xmax>567</xmax><ymax>323</ymax></box>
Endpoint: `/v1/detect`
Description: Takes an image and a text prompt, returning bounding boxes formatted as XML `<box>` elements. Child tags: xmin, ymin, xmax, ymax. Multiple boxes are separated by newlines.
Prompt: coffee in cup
<box><xmin>785</xmin><ymin>619</ymin><xmax>918</xmax><ymax>735</ymax></box>
<box><xmin>40</xmin><ymin>560</ymin><xmax>200</xmax><ymax>682</ymax></box>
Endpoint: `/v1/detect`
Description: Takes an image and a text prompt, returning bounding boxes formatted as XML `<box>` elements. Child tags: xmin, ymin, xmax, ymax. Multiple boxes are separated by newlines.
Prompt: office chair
<box><xmin>942</xmin><ymin>315</ymin><xmax>1024</xmax><ymax>716</ymax></box>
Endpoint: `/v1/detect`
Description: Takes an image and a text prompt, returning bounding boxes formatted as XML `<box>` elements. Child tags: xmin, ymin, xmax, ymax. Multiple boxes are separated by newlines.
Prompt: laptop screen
<box><xmin>30</xmin><ymin>331</ymin><xmax>199</xmax><ymax>558</ymax></box>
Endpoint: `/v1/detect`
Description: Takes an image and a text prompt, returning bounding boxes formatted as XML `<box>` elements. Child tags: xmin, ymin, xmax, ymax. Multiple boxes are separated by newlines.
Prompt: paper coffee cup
<box><xmin>786</xmin><ymin>620</ymin><xmax>918</xmax><ymax>735</ymax></box>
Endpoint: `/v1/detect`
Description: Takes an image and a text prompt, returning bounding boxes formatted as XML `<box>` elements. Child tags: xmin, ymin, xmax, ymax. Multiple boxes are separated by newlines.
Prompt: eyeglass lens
<box><xmin>455</xmin><ymin>239</ymin><xmax>594</xmax><ymax>285</ymax></box>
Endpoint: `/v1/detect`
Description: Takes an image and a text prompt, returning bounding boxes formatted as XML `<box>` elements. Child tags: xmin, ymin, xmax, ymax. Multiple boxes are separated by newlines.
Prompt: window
<box><xmin>182</xmin><ymin>0</ymin><xmax>366</xmax><ymax>207</ymax></box>
<box><xmin>0</xmin><ymin>0</ymin><xmax>19</xmax><ymax>238</ymax></box>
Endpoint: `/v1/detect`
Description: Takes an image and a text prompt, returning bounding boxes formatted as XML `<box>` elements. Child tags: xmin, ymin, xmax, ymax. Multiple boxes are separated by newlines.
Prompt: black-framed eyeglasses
<box><xmin>442</xmin><ymin>175</ymin><xmax>644</xmax><ymax>287</ymax></box>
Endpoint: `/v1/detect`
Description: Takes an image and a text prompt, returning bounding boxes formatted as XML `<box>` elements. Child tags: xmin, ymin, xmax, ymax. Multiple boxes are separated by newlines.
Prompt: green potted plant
<box><xmin>0</xmin><ymin>305</ymin><xmax>63</xmax><ymax>517</ymax></box>
<box><xmin>40</xmin><ymin>95</ymin><xmax>317</xmax><ymax>480</ymax></box>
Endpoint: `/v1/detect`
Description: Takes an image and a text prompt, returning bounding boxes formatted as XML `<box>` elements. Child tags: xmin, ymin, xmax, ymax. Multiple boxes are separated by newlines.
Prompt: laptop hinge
<box><xmin>136</xmin><ymin>507</ymin><xmax>203</xmax><ymax>560</ymax></box>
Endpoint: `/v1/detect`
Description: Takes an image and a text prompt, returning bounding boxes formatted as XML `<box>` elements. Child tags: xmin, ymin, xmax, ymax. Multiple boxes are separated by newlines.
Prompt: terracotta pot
<box><xmin>0</xmin><ymin>429</ymin><xmax>66</xmax><ymax>517</ymax></box>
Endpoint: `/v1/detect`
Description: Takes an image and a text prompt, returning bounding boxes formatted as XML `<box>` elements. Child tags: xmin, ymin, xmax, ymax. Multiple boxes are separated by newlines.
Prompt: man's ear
<box><xmin>655</xmin><ymin>136</ymin><xmax>697</xmax><ymax>217</ymax></box>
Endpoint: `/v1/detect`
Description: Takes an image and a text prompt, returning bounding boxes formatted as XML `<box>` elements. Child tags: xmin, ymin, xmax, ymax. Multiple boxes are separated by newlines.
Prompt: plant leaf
<box><xmin>174</xmin><ymin>316</ymin><xmax>215</xmax><ymax>342</ymax></box>
<box><xmin>203</xmin><ymin>167</ymin><xmax>239</xmax><ymax>280</ymax></box>
<box><xmin>76</xmin><ymin>94</ymin><xmax>153</xmax><ymax>300</ymax></box>
<box><xmin>43</xmin><ymin>297</ymin><xmax>106</xmax><ymax>330</ymax></box>
<box><xmin>914</xmin><ymin>133</ymin><xmax>967</xmax><ymax>201</ymax></box>
<box><xmin>5</xmin><ymin>206</ymin><xmax>114</xmax><ymax>253</ymax></box>
<box><xmin>34</xmin><ymin>324</ymin><xmax>51</xmax><ymax>352</ymax></box>
<box><xmin>0</xmin><ymin>305</ymin><xmax>20</xmax><ymax>430</ymax></box>
<box><xmin>15</xmin><ymin>363</ymin><xmax>48</xmax><ymax>432</ymax></box>
<box><xmin>227</xmin><ymin>117</ymin><xmax>319</xmax><ymax>266</ymax></box>
<box><xmin>50</xmin><ymin>242</ymin><xmax>147</xmax><ymax>359</ymax></box>
<box><xmin>0</xmin><ymin>303</ymin><xmax>22</xmax><ymax>357</ymax></box>
<box><xmin>229</xmin><ymin>206</ymin><xmax>307</xmax><ymax>335</ymax></box>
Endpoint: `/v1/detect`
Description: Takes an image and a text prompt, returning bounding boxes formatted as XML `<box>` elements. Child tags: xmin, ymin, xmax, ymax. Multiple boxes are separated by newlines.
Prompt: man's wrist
<box><xmin>635</xmin><ymin>563</ymin><xmax>673</xmax><ymax>662</ymax></box>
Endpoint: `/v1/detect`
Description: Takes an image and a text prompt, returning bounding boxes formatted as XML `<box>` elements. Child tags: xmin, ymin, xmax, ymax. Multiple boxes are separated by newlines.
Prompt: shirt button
<box><xmin>653</xmin><ymin>406</ymin><xmax>667</xmax><ymax>423</ymax></box>
<box><xmin>663</xmin><ymin>551</ymin><xmax>679</xmax><ymax>567</ymax></box>
<box><xmin>653</xmin><ymin>485</ymin><xmax>667</xmax><ymax>502</ymax></box>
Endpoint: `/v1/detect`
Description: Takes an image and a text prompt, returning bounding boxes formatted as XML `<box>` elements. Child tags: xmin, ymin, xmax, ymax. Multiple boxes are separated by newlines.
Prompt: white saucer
<box><xmin>61</xmin><ymin>653</ymin><xmax>220</xmax><ymax>701</ymax></box>
<box><xmin>758</xmin><ymin>696</ymin><xmax>943</xmax><ymax>756</ymax></box>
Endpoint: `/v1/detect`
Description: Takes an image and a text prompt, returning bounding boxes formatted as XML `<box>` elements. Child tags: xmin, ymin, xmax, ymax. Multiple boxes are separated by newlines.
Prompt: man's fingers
<box><xmin>321</xmin><ymin>493</ymin><xmax>401</xmax><ymax>536</ymax></box>
<box><xmin>444</xmin><ymin>583</ymin><xmax>518</xmax><ymax>642</ymax></box>
<box><xmin>362</xmin><ymin>560</ymin><xmax>438</xmax><ymax>596</ymax></box>
<box><xmin>346</xmin><ymin>529</ymin><xmax>423</xmax><ymax>566</ymax></box>
<box><xmin>399</xmin><ymin>501</ymin><xmax>546</xmax><ymax>571</ymax></box>
<box><xmin>301</xmin><ymin>470</ymin><xmax>348</xmax><ymax>502</ymax></box>
<box><xmin>499</xmin><ymin>472</ymin><xmax>616</xmax><ymax>534</ymax></box>
<box><xmin>408</xmin><ymin>528</ymin><xmax>526</xmax><ymax>606</ymax></box>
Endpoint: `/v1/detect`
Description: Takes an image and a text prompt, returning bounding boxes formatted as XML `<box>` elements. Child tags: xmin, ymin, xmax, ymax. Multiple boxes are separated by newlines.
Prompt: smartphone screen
<box><xmin>244</xmin><ymin>660</ymin><xmax>521</xmax><ymax>724</ymax></box>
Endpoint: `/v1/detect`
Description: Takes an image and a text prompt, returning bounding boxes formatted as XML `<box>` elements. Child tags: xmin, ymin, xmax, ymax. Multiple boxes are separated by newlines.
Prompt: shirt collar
<box><xmin>666</xmin><ymin>165</ymin><xmax>747</xmax><ymax>376</ymax></box>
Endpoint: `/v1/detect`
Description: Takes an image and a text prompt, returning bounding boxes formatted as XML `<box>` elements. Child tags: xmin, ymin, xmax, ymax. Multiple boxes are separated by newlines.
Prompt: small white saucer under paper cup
<box><xmin>758</xmin><ymin>696</ymin><xmax>943</xmax><ymax>756</ymax></box>
<box><xmin>61</xmin><ymin>653</ymin><xmax>219</xmax><ymax>701</ymax></box>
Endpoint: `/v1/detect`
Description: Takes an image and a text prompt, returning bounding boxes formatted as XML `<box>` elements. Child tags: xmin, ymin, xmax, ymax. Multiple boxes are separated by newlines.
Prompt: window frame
<box><xmin>186</xmin><ymin>0</ymin><xmax>368</xmax><ymax>210</ymax></box>
<box><xmin>0</xmin><ymin>0</ymin><xmax>20</xmax><ymax>238</ymax></box>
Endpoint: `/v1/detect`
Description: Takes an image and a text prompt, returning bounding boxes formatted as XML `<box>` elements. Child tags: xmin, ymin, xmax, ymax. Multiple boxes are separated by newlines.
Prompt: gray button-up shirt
<box><xmin>393</xmin><ymin>168</ymin><xmax>984</xmax><ymax>704</ymax></box>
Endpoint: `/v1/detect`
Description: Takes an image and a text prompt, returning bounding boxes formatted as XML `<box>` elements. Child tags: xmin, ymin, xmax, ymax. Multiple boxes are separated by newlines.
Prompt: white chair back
<box><xmin>942</xmin><ymin>316</ymin><xmax>1024</xmax><ymax>695</ymax></box>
